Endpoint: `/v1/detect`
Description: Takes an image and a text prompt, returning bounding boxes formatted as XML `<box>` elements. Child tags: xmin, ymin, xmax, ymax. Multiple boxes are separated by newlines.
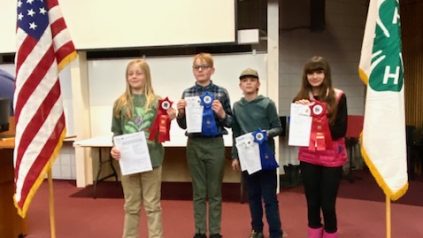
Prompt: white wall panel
<box><xmin>0</xmin><ymin>0</ymin><xmax>236</xmax><ymax>53</ymax></box>
<box><xmin>86</xmin><ymin>53</ymin><xmax>268</xmax><ymax>146</ymax></box>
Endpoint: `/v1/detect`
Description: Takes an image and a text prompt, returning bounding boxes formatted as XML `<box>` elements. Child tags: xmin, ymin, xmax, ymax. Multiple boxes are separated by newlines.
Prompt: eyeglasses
<box><xmin>193</xmin><ymin>65</ymin><xmax>211</xmax><ymax>71</ymax></box>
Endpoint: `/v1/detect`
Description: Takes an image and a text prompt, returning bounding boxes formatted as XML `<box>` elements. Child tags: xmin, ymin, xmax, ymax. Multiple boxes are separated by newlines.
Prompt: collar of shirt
<box><xmin>194</xmin><ymin>81</ymin><xmax>215</xmax><ymax>91</ymax></box>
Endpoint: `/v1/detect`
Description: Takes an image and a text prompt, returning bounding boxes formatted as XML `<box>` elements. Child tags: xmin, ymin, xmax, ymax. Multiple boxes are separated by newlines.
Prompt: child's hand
<box><xmin>231</xmin><ymin>159</ymin><xmax>240</xmax><ymax>171</ymax></box>
<box><xmin>212</xmin><ymin>99</ymin><xmax>226</xmax><ymax>119</ymax></box>
<box><xmin>176</xmin><ymin>99</ymin><xmax>186</xmax><ymax>116</ymax></box>
<box><xmin>167</xmin><ymin>107</ymin><xmax>177</xmax><ymax>120</ymax></box>
<box><xmin>295</xmin><ymin>99</ymin><xmax>311</xmax><ymax>105</ymax></box>
<box><xmin>110</xmin><ymin>146</ymin><xmax>121</xmax><ymax>160</ymax></box>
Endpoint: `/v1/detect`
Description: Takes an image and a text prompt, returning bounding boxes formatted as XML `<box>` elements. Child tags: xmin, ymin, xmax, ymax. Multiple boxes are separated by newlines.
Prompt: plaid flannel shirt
<box><xmin>177</xmin><ymin>81</ymin><xmax>232</xmax><ymax>137</ymax></box>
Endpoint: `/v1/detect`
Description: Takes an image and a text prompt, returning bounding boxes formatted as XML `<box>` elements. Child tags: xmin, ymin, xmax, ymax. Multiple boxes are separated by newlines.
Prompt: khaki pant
<box><xmin>121</xmin><ymin>166</ymin><xmax>163</xmax><ymax>238</ymax></box>
<box><xmin>187</xmin><ymin>137</ymin><xmax>225</xmax><ymax>235</ymax></box>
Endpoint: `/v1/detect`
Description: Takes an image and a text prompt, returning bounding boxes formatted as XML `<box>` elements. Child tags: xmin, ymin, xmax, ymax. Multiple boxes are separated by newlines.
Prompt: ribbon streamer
<box><xmin>149</xmin><ymin>97</ymin><xmax>172</xmax><ymax>142</ymax></box>
<box><xmin>308</xmin><ymin>101</ymin><xmax>332</xmax><ymax>151</ymax></box>
<box><xmin>200</xmin><ymin>91</ymin><xmax>218</xmax><ymax>137</ymax></box>
<box><xmin>252</xmin><ymin>129</ymin><xmax>279</xmax><ymax>170</ymax></box>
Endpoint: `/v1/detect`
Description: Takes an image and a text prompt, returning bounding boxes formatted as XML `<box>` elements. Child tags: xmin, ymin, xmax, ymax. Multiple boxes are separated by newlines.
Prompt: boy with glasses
<box><xmin>176</xmin><ymin>53</ymin><xmax>232</xmax><ymax>238</ymax></box>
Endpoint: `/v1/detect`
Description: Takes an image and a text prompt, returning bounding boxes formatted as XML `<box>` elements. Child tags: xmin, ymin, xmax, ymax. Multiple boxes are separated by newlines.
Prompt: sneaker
<box><xmin>210</xmin><ymin>234</ymin><xmax>222</xmax><ymax>238</ymax></box>
<box><xmin>250</xmin><ymin>230</ymin><xmax>264</xmax><ymax>238</ymax></box>
<box><xmin>193</xmin><ymin>234</ymin><xmax>206</xmax><ymax>238</ymax></box>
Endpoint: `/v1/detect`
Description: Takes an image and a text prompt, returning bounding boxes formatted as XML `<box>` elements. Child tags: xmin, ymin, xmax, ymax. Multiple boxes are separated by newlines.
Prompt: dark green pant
<box><xmin>187</xmin><ymin>137</ymin><xmax>225</xmax><ymax>235</ymax></box>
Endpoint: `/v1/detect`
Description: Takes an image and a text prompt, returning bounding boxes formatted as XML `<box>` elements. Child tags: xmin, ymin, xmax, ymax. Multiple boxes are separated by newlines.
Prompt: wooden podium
<box><xmin>0</xmin><ymin>117</ymin><xmax>27</xmax><ymax>237</ymax></box>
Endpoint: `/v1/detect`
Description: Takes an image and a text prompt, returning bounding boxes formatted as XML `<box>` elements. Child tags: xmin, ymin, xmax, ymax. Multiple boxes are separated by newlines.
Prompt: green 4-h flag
<box><xmin>359</xmin><ymin>0</ymin><xmax>408</xmax><ymax>200</ymax></box>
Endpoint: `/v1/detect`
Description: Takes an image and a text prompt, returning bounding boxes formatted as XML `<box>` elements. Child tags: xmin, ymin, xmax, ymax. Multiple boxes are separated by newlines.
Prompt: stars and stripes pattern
<box><xmin>14</xmin><ymin>0</ymin><xmax>76</xmax><ymax>218</ymax></box>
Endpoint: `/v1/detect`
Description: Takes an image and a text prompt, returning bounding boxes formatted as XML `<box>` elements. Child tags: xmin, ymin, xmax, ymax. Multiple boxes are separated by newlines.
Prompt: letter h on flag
<box><xmin>359</xmin><ymin>0</ymin><xmax>408</xmax><ymax>200</ymax></box>
<box><xmin>14</xmin><ymin>0</ymin><xmax>77</xmax><ymax>217</ymax></box>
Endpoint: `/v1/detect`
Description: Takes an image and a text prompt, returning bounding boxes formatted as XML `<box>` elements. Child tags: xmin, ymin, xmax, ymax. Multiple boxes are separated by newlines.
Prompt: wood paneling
<box><xmin>401</xmin><ymin>0</ymin><xmax>423</xmax><ymax>128</ymax></box>
<box><xmin>0</xmin><ymin>121</ymin><xmax>26</xmax><ymax>237</ymax></box>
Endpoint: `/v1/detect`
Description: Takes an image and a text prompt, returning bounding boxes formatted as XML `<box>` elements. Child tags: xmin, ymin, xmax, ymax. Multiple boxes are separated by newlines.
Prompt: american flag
<box><xmin>14</xmin><ymin>0</ymin><xmax>76</xmax><ymax>218</ymax></box>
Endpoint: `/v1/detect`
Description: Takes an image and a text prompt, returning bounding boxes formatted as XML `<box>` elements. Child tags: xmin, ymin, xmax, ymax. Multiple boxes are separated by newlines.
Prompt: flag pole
<box><xmin>48</xmin><ymin>169</ymin><xmax>57</xmax><ymax>238</ymax></box>
<box><xmin>386</xmin><ymin>196</ymin><xmax>391</xmax><ymax>238</ymax></box>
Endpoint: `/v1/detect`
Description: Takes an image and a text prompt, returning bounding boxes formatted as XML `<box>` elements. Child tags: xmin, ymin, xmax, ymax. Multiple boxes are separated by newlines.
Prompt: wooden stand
<box><xmin>0</xmin><ymin>117</ymin><xmax>27</xmax><ymax>237</ymax></box>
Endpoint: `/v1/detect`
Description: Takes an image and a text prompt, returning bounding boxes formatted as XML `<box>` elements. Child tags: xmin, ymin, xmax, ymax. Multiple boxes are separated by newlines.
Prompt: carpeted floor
<box><xmin>24</xmin><ymin>169</ymin><xmax>423</xmax><ymax>238</ymax></box>
<box><xmin>282</xmin><ymin>169</ymin><xmax>423</xmax><ymax>207</ymax></box>
<box><xmin>337</xmin><ymin>169</ymin><xmax>423</xmax><ymax>206</ymax></box>
<box><xmin>70</xmin><ymin>169</ymin><xmax>423</xmax><ymax>207</ymax></box>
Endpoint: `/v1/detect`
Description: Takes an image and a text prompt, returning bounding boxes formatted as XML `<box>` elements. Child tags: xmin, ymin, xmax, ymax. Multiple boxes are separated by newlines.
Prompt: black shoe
<box><xmin>249</xmin><ymin>230</ymin><xmax>264</xmax><ymax>238</ymax></box>
<box><xmin>193</xmin><ymin>234</ymin><xmax>206</xmax><ymax>238</ymax></box>
<box><xmin>210</xmin><ymin>234</ymin><xmax>222</xmax><ymax>238</ymax></box>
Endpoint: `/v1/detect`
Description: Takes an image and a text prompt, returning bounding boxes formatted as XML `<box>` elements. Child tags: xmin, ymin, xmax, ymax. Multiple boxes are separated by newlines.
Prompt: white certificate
<box><xmin>113</xmin><ymin>131</ymin><xmax>152</xmax><ymax>176</ymax></box>
<box><xmin>185</xmin><ymin>96</ymin><xmax>203</xmax><ymax>133</ymax></box>
<box><xmin>288</xmin><ymin>103</ymin><xmax>312</xmax><ymax>146</ymax></box>
<box><xmin>235</xmin><ymin>133</ymin><xmax>262</xmax><ymax>174</ymax></box>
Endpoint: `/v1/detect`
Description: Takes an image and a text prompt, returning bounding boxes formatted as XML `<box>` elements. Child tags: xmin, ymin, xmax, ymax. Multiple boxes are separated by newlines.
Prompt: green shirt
<box><xmin>231</xmin><ymin>95</ymin><xmax>282</xmax><ymax>159</ymax></box>
<box><xmin>111</xmin><ymin>94</ymin><xmax>164</xmax><ymax>167</ymax></box>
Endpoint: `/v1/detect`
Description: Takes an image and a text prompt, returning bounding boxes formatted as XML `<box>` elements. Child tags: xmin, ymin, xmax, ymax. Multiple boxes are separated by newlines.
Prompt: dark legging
<box><xmin>300</xmin><ymin>161</ymin><xmax>343</xmax><ymax>233</ymax></box>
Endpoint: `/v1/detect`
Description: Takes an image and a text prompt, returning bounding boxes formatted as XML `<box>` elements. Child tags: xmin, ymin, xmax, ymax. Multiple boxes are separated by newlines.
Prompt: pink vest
<box><xmin>298</xmin><ymin>89</ymin><xmax>347</xmax><ymax>167</ymax></box>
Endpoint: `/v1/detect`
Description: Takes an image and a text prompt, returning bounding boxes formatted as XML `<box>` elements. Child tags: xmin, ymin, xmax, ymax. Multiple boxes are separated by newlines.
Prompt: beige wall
<box><xmin>279</xmin><ymin>0</ymin><xmax>367</xmax><ymax>116</ymax></box>
<box><xmin>278</xmin><ymin>0</ymin><xmax>368</xmax><ymax>166</ymax></box>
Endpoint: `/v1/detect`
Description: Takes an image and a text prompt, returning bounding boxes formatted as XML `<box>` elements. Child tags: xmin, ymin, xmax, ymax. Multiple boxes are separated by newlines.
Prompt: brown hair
<box><xmin>293</xmin><ymin>56</ymin><xmax>338</xmax><ymax>124</ymax></box>
<box><xmin>192</xmin><ymin>53</ymin><xmax>214</xmax><ymax>67</ymax></box>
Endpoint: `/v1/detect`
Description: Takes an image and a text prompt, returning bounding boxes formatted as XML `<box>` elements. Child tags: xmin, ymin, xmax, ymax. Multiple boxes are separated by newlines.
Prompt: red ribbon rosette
<box><xmin>308</xmin><ymin>101</ymin><xmax>332</xmax><ymax>151</ymax></box>
<box><xmin>149</xmin><ymin>97</ymin><xmax>172</xmax><ymax>142</ymax></box>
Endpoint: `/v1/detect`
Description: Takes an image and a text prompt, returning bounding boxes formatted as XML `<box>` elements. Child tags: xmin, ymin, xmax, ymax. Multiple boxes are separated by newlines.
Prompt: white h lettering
<box><xmin>383</xmin><ymin>66</ymin><xmax>400</xmax><ymax>85</ymax></box>
<box><xmin>393</xmin><ymin>7</ymin><xmax>400</xmax><ymax>24</ymax></box>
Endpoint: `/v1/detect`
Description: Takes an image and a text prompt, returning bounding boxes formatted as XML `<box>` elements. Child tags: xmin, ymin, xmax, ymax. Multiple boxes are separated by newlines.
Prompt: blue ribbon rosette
<box><xmin>200</xmin><ymin>91</ymin><xmax>218</xmax><ymax>137</ymax></box>
<box><xmin>252</xmin><ymin>129</ymin><xmax>279</xmax><ymax>170</ymax></box>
